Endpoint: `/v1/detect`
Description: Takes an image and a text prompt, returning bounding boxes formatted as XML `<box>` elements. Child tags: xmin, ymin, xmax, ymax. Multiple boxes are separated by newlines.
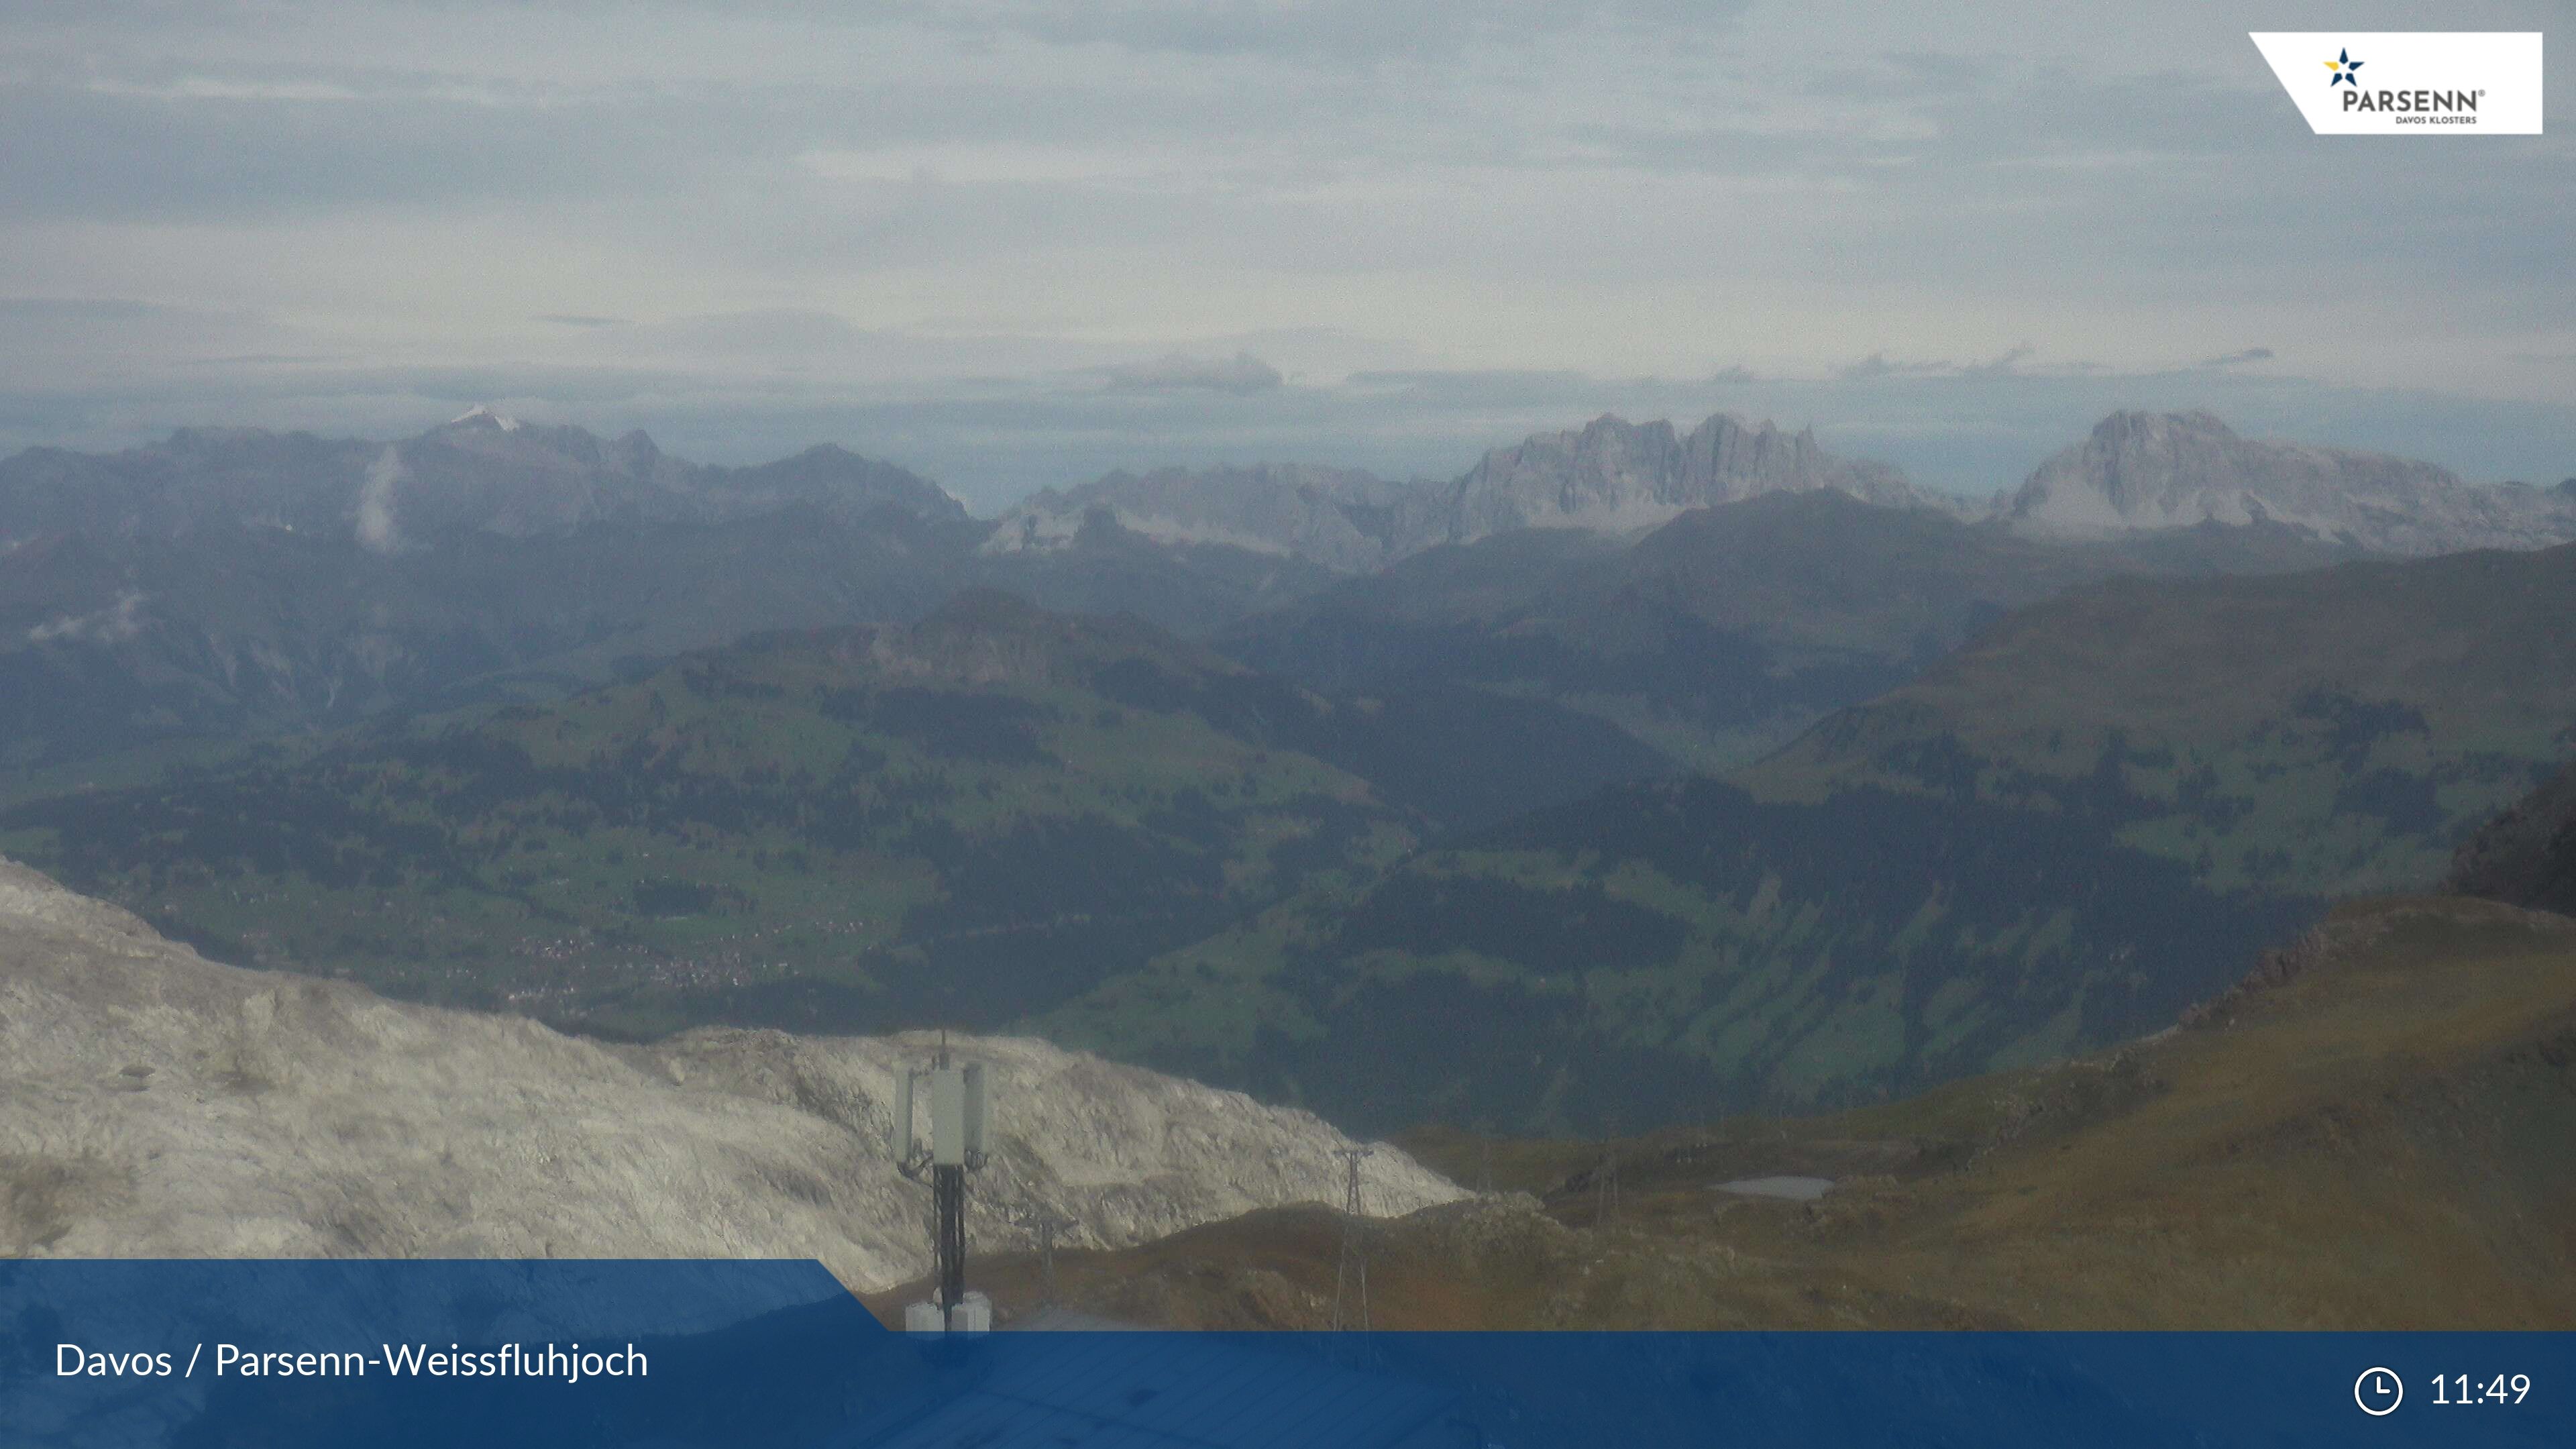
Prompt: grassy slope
<box><xmin>0</xmin><ymin>590</ymin><xmax>1670</xmax><ymax>1040</ymax></box>
<box><xmin>915</xmin><ymin>897</ymin><xmax>2576</xmax><ymax>1330</ymax></box>
<box><xmin>1746</xmin><ymin>543</ymin><xmax>2576</xmax><ymax>896</ymax></box>
<box><xmin>1040</xmin><ymin>777</ymin><xmax>2314</xmax><ymax>1134</ymax></box>
<box><xmin>0</xmin><ymin>594</ymin><xmax>1420</xmax><ymax>1036</ymax></box>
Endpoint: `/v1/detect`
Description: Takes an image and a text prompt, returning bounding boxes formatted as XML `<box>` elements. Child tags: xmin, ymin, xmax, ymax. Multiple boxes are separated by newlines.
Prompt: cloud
<box><xmin>2198</xmin><ymin>347</ymin><xmax>2275</xmax><ymax>370</ymax></box>
<box><xmin>1838</xmin><ymin>353</ymin><xmax>1955</xmax><ymax>381</ymax></box>
<box><xmin>1099</xmin><ymin>352</ymin><xmax>1283</xmax><ymax>394</ymax></box>
<box><xmin>0</xmin><ymin>297</ymin><xmax>199</xmax><ymax>323</ymax></box>
<box><xmin>1960</xmin><ymin>344</ymin><xmax>2035</xmax><ymax>377</ymax></box>
<box><xmin>355</xmin><ymin>445</ymin><xmax>402</xmax><ymax>552</ymax></box>
<box><xmin>918</xmin><ymin>0</ymin><xmax>1760</xmax><ymax>64</ymax></box>
<box><xmin>1839</xmin><ymin>345</ymin><xmax>2043</xmax><ymax>382</ymax></box>
<box><xmin>0</xmin><ymin>0</ymin><xmax>2567</xmax><ymax>511</ymax></box>
<box><xmin>29</xmin><ymin>591</ymin><xmax>150</xmax><ymax>645</ymax></box>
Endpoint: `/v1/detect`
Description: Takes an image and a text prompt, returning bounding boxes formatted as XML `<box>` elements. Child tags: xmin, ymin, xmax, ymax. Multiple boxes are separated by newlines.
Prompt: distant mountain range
<box><xmin>988</xmin><ymin>408</ymin><xmax>2575</xmax><ymax>574</ymax></box>
<box><xmin>985</xmin><ymin>413</ymin><xmax>1949</xmax><ymax>572</ymax></box>
<box><xmin>0</xmin><ymin>407</ymin><xmax>969</xmax><ymax>546</ymax></box>
<box><xmin>0</xmin><ymin>413</ymin><xmax>1342</xmax><ymax>770</ymax></box>
<box><xmin>2006</xmin><ymin>410</ymin><xmax>2576</xmax><ymax>554</ymax></box>
<box><xmin>5</xmin><ymin>407</ymin><xmax>2564</xmax><ymax>775</ymax></box>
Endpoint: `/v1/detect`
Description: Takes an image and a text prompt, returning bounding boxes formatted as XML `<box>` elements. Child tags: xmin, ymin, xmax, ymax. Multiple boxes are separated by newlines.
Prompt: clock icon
<box><xmin>2356</xmin><ymin>1367</ymin><xmax>2404</xmax><ymax>1416</ymax></box>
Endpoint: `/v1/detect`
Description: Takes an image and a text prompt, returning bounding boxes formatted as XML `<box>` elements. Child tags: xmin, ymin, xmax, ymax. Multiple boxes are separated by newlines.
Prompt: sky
<box><xmin>2</xmin><ymin>0</ymin><xmax>2569</xmax><ymax>511</ymax></box>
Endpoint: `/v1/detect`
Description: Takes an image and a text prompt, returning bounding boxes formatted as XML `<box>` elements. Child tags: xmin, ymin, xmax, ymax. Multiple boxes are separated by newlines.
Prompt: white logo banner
<box><xmin>2249</xmin><ymin>32</ymin><xmax>2542</xmax><ymax>134</ymax></box>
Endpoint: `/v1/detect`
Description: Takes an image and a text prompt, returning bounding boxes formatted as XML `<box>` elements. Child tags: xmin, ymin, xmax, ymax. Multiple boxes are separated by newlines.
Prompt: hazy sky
<box><xmin>3</xmin><ymin>0</ymin><xmax>2569</xmax><ymax>508</ymax></box>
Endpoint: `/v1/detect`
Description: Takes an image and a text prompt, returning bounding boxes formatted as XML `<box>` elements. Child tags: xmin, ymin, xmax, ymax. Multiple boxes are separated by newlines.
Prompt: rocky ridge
<box><xmin>2004</xmin><ymin>410</ymin><xmax>2576</xmax><ymax>555</ymax></box>
<box><xmin>985</xmin><ymin>412</ymin><xmax>1943</xmax><ymax>571</ymax></box>
<box><xmin>1419</xmin><ymin>411</ymin><xmax>1934</xmax><ymax>549</ymax></box>
<box><xmin>0</xmin><ymin>411</ymin><xmax>966</xmax><ymax>553</ymax></box>
<box><xmin>2448</xmin><ymin>751</ymin><xmax>2576</xmax><ymax>916</ymax></box>
<box><xmin>0</xmin><ymin>857</ymin><xmax>1459</xmax><ymax>1290</ymax></box>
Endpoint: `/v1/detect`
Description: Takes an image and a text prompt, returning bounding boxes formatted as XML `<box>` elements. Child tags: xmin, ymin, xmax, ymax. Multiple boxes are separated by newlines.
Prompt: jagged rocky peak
<box><xmin>714</xmin><ymin>442</ymin><xmax>968</xmax><ymax>525</ymax></box>
<box><xmin>1424</xmin><ymin>411</ymin><xmax>1928</xmax><ymax>549</ymax></box>
<box><xmin>445</xmin><ymin>402</ymin><xmax>523</xmax><ymax>432</ymax></box>
<box><xmin>982</xmin><ymin>412</ymin><xmax>1931</xmax><ymax>572</ymax></box>
<box><xmin>2006</xmin><ymin>411</ymin><xmax>2576</xmax><ymax>555</ymax></box>
<box><xmin>0</xmin><ymin>855</ymin><xmax>1460</xmax><ymax>1285</ymax></box>
<box><xmin>603</xmin><ymin>427</ymin><xmax>662</xmax><ymax>475</ymax></box>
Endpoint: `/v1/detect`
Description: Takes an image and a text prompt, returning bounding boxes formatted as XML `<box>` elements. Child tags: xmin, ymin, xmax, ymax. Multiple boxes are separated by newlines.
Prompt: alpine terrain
<box><xmin>0</xmin><ymin>854</ymin><xmax>1460</xmax><ymax>1289</ymax></box>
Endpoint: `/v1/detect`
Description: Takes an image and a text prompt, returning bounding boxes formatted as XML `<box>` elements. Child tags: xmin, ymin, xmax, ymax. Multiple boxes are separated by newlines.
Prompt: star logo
<box><xmin>2324</xmin><ymin>48</ymin><xmax>2364</xmax><ymax>86</ymax></box>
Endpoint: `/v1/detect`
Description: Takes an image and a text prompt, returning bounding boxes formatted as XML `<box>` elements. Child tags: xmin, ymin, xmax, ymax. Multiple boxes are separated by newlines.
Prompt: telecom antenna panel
<box><xmin>892</xmin><ymin>1036</ymin><xmax>991</xmax><ymax>1332</ymax></box>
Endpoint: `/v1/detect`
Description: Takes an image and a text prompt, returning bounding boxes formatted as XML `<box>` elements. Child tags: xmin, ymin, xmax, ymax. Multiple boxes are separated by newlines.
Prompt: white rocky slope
<box><xmin>0</xmin><ymin>857</ymin><xmax>1459</xmax><ymax>1291</ymax></box>
<box><xmin>2004</xmin><ymin>410</ymin><xmax>2576</xmax><ymax>555</ymax></box>
<box><xmin>1413</xmin><ymin>411</ymin><xmax>1939</xmax><ymax>551</ymax></box>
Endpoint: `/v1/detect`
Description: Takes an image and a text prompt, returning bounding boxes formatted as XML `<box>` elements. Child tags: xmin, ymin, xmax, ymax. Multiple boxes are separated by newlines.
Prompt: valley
<box><xmin>0</xmin><ymin>590</ymin><xmax>1662</xmax><ymax>1039</ymax></box>
<box><xmin>5</xmin><ymin>406</ymin><xmax>2570</xmax><ymax>1142</ymax></box>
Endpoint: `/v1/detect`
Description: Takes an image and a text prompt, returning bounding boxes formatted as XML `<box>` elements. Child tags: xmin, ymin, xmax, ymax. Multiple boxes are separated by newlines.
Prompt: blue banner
<box><xmin>3</xmin><ymin>1260</ymin><xmax>2568</xmax><ymax>1446</ymax></box>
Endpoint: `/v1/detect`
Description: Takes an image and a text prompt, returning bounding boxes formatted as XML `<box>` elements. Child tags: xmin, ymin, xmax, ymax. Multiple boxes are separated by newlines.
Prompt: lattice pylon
<box><xmin>1330</xmin><ymin>1146</ymin><xmax>1371</xmax><ymax>1331</ymax></box>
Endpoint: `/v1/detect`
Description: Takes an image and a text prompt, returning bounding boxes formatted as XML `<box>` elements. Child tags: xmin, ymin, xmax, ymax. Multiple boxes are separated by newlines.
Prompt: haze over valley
<box><xmin>5</xmin><ymin>405</ymin><xmax>2571</xmax><ymax>1145</ymax></box>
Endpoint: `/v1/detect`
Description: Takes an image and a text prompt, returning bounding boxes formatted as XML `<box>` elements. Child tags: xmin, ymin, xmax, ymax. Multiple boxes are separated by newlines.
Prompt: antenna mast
<box><xmin>891</xmin><ymin>1035</ymin><xmax>991</xmax><ymax>1332</ymax></box>
<box><xmin>1330</xmin><ymin>1146</ymin><xmax>1371</xmax><ymax>1331</ymax></box>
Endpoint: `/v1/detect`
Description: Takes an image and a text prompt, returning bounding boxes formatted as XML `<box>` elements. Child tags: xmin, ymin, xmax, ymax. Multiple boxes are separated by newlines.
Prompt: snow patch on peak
<box><xmin>448</xmin><ymin>404</ymin><xmax>521</xmax><ymax>432</ymax></box>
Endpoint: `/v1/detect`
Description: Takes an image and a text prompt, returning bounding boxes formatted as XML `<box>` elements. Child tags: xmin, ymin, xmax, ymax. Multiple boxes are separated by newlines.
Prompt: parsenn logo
<box><xmin>2328</xmin><ymin>41</ymin><xmax>2478</xmax><ymax>119</ymax></box>
<box><xmin>2250</xmin><ymin>32</ymin><xmax>2542</xmax><ymax>135</ymax></box>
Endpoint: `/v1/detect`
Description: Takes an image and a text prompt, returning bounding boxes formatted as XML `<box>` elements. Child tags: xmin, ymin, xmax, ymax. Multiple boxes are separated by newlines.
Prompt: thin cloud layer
<box><xmin>1100</xmin><ymin>352</ymin><xmax>1284</xmax><ymax>394</ymax></box>
<box><xmin>0</xmin><ymin>0</ymin><xmax>2567</xmax><ymax>508</ymax></box>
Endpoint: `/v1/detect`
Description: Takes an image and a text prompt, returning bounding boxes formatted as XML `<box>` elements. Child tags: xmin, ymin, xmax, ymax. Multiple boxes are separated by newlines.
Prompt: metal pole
<box><xmin>934</xmin><ymin>1163</ymin><xmax>966</xmax><ymax>1310</ymax></box>
<box><xmin>1331</xmin><ymin>1147</ymin><xmax>1371</xmax><ymax>1331</ymax></box>
<box><xmin>1038</xmin><ymin>1217</ymin><xmax>1059</xmax><ymax>1305</ymax></box>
